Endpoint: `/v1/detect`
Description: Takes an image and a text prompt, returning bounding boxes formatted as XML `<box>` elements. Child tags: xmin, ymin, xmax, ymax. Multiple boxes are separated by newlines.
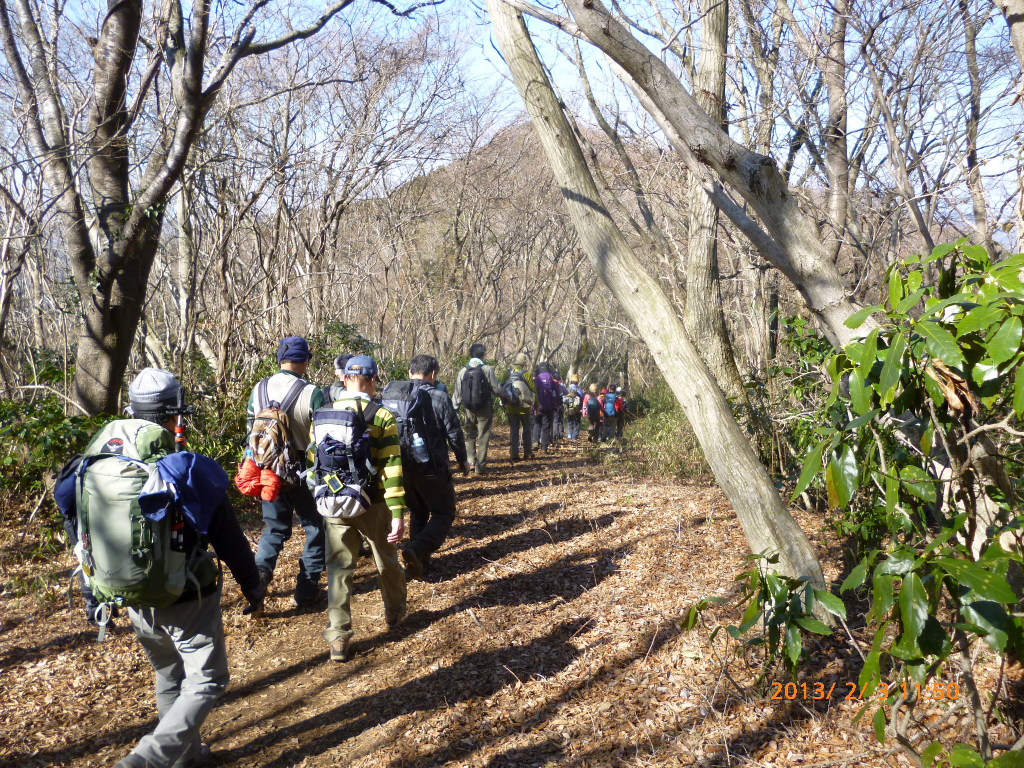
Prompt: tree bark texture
<box><xmin>487</xmin><ymin>0</ymin><xmax>826</xmax><ymax>588</ymax></box>
<box><xmin>684</xmin><ymin>0</ymin><xmax>748</xmax><ymax>404</ymax></box>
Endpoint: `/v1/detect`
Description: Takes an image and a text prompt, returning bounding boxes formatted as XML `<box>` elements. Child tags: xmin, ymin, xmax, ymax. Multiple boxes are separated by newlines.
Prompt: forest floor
<box><xmin>0</xmin><ymin>428</ymin><xmax>1019</xmax><ymax>768</ymax></box>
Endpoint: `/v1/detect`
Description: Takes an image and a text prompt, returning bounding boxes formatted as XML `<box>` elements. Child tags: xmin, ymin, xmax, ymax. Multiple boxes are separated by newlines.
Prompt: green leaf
<box><xmin>849</xmin><ymin>371</ymin><xmax>872</xmax><ymax>415</ymax></box>
<box><xmin>899</xmin><ymin>572</ymin><xmax>929</xmax><ymax>644</ymax></box>
<box><xmin>885</xmin><ymin>473</ymin><xmax>898</xmax><ymax>515</ymax></box>
<box><xmin>878</xmin><ymin>332</ymin><xmax>907</xmax><ymax>405</ymax></box>
<box><xmin>916</xmin><ymin>321</ymin><xmax>966</xmax><ymax>367</ymax></box>
<box><xmin>795</xmin><ymin>616</ymin><xmax>833</xmax><ymax>635</ymax></box>
<box><xmin>888</xmin><ymin>268</ymin><xmax>904</xmax><ymax>311</ymax></box>
<box><xmin>879</xmin><ymin>548</ymin><xmax>916</xmax><ymax>575</ymax></box>
<box><xmin>827</xmin><ymin>444</ymin><xmax>859</xmax><ymax>509</ymax></box>
<box><xmin>1015</xmin><ymin>369</ymin><xmax>1024</xmax><ymax>419</ymax></box>
<box><xmin>920</xmin><ymin>740</ymin><xmax>943</xmax><ymax>768</ymax></box>
<box><xmin>988</xmin><ymin>749</ymin><xmax>1024</xmax><ymax>768</ymax></box>
<box><xmin>936</xmin><ymin>558</ymin><xmax>1017</xmax><ymax>603</ymax></box>
<box><xmin>791</xmin><ymin>439</ymin><xmax>827</xmax><ymax>499</ymax></box>
<box><xmin>812</xmin><ymin>589</ymin><xmax>847</xmax><ymax>619</ymax></box>
<box><xmin>957</xmin><ymin>305</ymin><xmax>1006</xmax><ymax>336</ymax></box>
<box><xmin>858</xmin><ymin>327</ymin><xmax>879</xmax><ymax>368</ymax></box>
<box><xmin>847</xmin><ymin>408</ymin><xmax>880</xmax><ymax>431</ymax></box>
<box><xmin>841</xmin><ymin>562</ymin><xmax>867</xmax><ymax>593</ymax></box>
<box><xmin>924</xmin><ymin>243</ymin><xmax>956</xmax><ymax>264</ymax></box>
<box><xmin>918</xmin><ymin>615</ymin><xmax>947</xmax><ymax>656</ymax></box>
<box><xmin>872</xmin><ymin>706</ymin><xmax>887</xmax><ymax>744</ymax></box>
<box><xmin>989</xmin><ymin>316</ymin><xmax>1023</xmax><ymax>366</ymax></box>
<box><xmin>897</xmin><ymin>287</ymin><xmax>928</xmax><ymax>314</ymax></box>
<box><xmin>785</xmin><ymin>622</ymin><xmax>802</xmax><ymax>665</ymax></box>
<box><xmin>858</xmin><ymin>624</ymin><xmax>886</xmax><ymax>696</ymax></box>
<box><xmin>945</xmin><ymin>744</ymin><xmax>984</xmax><ymax>768</ymax></box>
<box><xmin>739</xmin><ymin>596</ymin><xmax>762</xmax><ymax>632</ymax></box>
<box><xmin>900</xmin><ymin>465</ymin><xmax>936</xmax><ymax>503</ymax></box>
<box><xmin>845</xmin><ymin>304</ymin><xmax>882</xmax><ymax>329</ymax></box>
<box><xmin>961</xmin><ymin>600</ymin><xmax>1011</xmax><ymax>652</ymax></box>
<box><xmin>872</xmin><ymin>573</ymin><xmax>895</xmax><ymax>620</ymax></box>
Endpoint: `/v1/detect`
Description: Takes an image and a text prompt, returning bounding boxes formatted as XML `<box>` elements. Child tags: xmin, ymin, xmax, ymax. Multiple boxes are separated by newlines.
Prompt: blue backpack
<box><xmin>604</xmin><ymin>393</ymin><xmax>617</xmax><ymax>417</ymax></box>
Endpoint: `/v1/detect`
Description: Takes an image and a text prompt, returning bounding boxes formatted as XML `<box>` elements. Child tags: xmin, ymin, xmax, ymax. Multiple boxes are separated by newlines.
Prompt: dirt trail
<box><xmin>0</xmin><ymin>430</ymin><xmax>934</xmax><ymax>767</ymax></box>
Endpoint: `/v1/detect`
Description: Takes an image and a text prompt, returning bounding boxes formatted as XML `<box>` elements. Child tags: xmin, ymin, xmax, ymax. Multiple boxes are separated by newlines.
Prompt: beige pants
<box><xmin>322</xmin><ymin>502</ymin><xmax>407</xmax><ymax>644</ymax></box>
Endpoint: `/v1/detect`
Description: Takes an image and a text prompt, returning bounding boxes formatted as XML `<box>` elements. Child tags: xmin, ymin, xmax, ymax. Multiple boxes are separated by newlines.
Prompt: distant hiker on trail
<box><xmin>583</xmin><ymin>383</ymin><xmax>602</xmax><ymax>443</ymax></box>
<box><xmin>552</xmin><ymin>369</ymin><xmax>567</xmax><ymax>446</ymax></box>
<box><xmin>453</xmin><ymin>343</ymin><xmax>501</xmax><ymax>474</ymax></box>
<box><xmin>55</xmin><ymin>368</ymin><xmax>265</xmax><ymax>768</ymax></box>
<box><xmin>502</xmin><ymin>352</ymin><xmax>536</xmax><ymax>463</ymax></box>
<box><xmin>603</xmin><ymin>386</ymin><xmax>620</xmax><ymax>441</ymax></box>
<box><xmin>244</xmin><ymin>336</ymin><xmax>326</xmax><ymax>607</ymax></box>
<box><xmin>564</xmin><ymin>375</ymin><xmax>583</xmax><ymax>442</ymax></box>
<box><xmin>614</xmin><ymin>386</ymin><xmax>627</xmax><ymax>440</ymax></box>
<box><xmin>321</xmin><ymin>354</ymin><xmax>353</xmax><ymax>404</ymax></box>
<box><xmin>533</xmin><ymin>361</ymin><xmax>559</xmax><ymax>452</ymax></box>
<box><xmin>311</xmin><ymin>355</ymin><xmax>407</xmax><ymax>662</ymax></box>
<box><xmin>387</xmin><ymin>354</ymin><xmax>469</xmax><ymax>581</ymax></box>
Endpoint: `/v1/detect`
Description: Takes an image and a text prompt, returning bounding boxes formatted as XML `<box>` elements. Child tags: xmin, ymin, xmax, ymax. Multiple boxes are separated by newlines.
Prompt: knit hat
<box><xmin>344</xmin><ymin>355</ymin><xmax>378</xmax><ymax>377</ymax></box>
<box><xmin>277</xmin><ymin>336</ymin><xmax>311</xmax><ymax>363</ymax></box>
<box><xmin>513</xmin><ymin>352</ymin><xmax>529</xmax><ymax>367</ymax></box>
<box><xmin>128</xmin><ymin>368</ymin><xmax>180</xmax><ymax>420</ymax></box>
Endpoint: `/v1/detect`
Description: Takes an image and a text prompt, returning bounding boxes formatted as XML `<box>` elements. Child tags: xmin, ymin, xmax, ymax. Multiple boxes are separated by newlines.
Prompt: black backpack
<box><xmin>380</xmin><ymin>380</ymin><xmax>433</xmax><ymax>471</ymax></box>
<box><xmin>460</xmin><ymin>365</ymin><xmax>492</xmax><ymax>412</ymax></box>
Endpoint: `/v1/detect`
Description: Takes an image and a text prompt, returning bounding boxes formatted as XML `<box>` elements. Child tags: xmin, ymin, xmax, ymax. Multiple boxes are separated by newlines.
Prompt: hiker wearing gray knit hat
<box><xmin>128</xmin><ymin>368</ymin><xmax>180</xmax><ymax>421</ymax></box>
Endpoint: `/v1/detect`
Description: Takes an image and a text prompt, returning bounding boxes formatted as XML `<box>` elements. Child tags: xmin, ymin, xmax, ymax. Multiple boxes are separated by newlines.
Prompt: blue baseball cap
<box><xmin>277</xmin><ymin>336</ymin><xmax>311</xmax><ymax>363</ymax></box>
<box><xmin>344</xmin><ymin>355</ymin><xmax>378</xmax><ymax>377</ymax></box>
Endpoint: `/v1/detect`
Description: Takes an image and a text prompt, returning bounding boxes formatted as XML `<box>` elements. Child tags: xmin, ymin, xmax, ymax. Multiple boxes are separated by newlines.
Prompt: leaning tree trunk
<box><xmin>487</xmin><ymin>0</ymin><xmax>826</xmax><ymax>589</ymax></box>
<box><xmin>684</xmin><ymin>0</ymin><xmax>747</xmax><ymax>405</ymax></box>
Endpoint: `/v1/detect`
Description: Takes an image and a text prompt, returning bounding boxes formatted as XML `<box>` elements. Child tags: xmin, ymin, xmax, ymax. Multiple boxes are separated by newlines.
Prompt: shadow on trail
<box><xmin>214</xmin><ymin>618</ymin><xmax>590</xmax><ymax>767</ymax></box>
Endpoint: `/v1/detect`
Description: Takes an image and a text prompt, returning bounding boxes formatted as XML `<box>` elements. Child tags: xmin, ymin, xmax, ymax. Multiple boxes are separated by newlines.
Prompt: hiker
<box><xmin>246</xmin><ymin>336</ymin><xmax>326</xmax><ymax>606</ymax></box>
<box><xmin>583</xmin><ymin>384</ymin><xmax>602</xmax><ymax>443</ymax></box>
<box><xmin>386</xmin><ymin>354</ymin><xmax>470</xmax><ymax>580</ymax></box>
<box><xmin>552</xmin><ymin>370</ymin><xmax>567</xmax><ymax>446</ymax></box>
<box><xmin>603</xmin><ymin>386</ymin><xmax>620</xmax><ymax>441</ymax></box>
<box><xmin>564</xmin><ymin>375</ymin><xmax>583</xmax><ymax>442</ymax></box>
<box><xmin>311</xmin><ymin>355</ymin><xmax>408</xmax><ymax>662</ymax></box>
<box><xmin>321</xmin><ymin>354</ymin><xmax>353</xmax><ymax>404</ymax></box>
<box><xmin>533</xmin><ymin>361</ymin><xmax>559</xmax><ymax>452</ymax></box>
<box><xmin>55</xmin><ymin>368</ymin><xmax>265</xmax><ymax>768</ymax></box>
<box><xmin>453</xmin><ymin>343</ymin><xmax>501</xmax><ymax>474</ymax></box>
<box><xmin>502</xmin><ymin>352</ymin><xmax>536</xmax><ymax>463</ymax></box>
<box><xmin>614</xmin><ymin>386</ymin><xmax>627</xmax><ymax>439</ymax></box>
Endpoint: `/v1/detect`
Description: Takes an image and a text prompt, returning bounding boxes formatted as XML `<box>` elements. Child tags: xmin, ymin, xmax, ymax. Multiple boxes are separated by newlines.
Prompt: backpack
<box><xmin>381</xmin><ymin>380</ymin><xmax>433</xmax><ymax>471</ymax></box>
<box><xmin>501</xmin><ymin>371</ymin><xmax>534</xmax><ymax>408</ymax></box>
<box><xmin>563</xmin><ymin>391</ymin><xmax>581</xmax><ymax>417</ymax></box>
<box><xmin>246</xmin><ymin>377</ymin><xmax>308</xmax><ymax>492</ymax></box>
<box><xmin>604</xmin><ymin>393</ymin><xmax>618</xmax><ymax>417</ymax></box>
<box><xmin>308</xmin><ymin>400</ymin><xmax>380</xmax><ymax>519</ymax></box>
<box><xmin>534</xmin><ymin>372</ymin><xmax>557</xmax><ymax>411</ymax></box>
<box><xmin>73</xmin><ymin>420</ymin><xmax>195</xmax><ymax>635</ymax></box>
<box><xmin>585</xmin><ymin>395</ymin><xmax>602</xmax><ymax>420</ymax></box>
<box><xmin>460</xmin><ymin>365</ymin><xmax>492</xmax><ymax>412</ymax></box>
<box><xmin>614</xmin><ymin>396</ymin><xmax>625</xmax><ymax>415</ymax></box>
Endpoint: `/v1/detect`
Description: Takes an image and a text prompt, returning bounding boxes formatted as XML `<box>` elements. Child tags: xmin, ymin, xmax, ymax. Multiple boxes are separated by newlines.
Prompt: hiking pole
<box><xmin>173</xmin><ymin>387</ymin><xmax>194</xmax><ymax>453</ymax></box>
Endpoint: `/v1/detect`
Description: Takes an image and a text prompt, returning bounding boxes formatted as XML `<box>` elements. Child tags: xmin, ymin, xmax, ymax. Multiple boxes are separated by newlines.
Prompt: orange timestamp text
<box><xmin>769</xmin><ymin>680</ymin><xmax>961</xmax><ymax>702</ymax></box>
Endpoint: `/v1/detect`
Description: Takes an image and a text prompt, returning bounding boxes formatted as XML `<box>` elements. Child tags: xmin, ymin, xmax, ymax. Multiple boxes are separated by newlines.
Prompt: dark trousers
<box><xmin>255</xmin><ymin>485</ymin><xmax>325</xmax><ymax>586</ymax></box>
<box><xmin>567</xmin><ymin>415</ymin><xmax>581</xmax><ymax>441</ymax></box>
<box><xmin>537</xmin><ymin>409</ymin><xmax>554</xmax><ymax>450</ymax></box>
<box><xmin>508</xmin><ymin>410</ymin><xmax>533</xmax><ymax>460</ymax></box>
<box><xmin>615</xmin><ymin>413</ymin><xmax>625</xmax><ymax>439</ymax></box>
<box><xmin>404</xmin><ymin>471</ymin><xmax>456</xmax><ymax>565</ymax></box>
<box><xmin>588</xmin><ymin>416</ymin><xmax>601</xmax><ymax>442</ymax></box>
<box><xmin>553</xmin><ymin>407</ymin><xmax>564</xmax><ymax>441</ymax></box>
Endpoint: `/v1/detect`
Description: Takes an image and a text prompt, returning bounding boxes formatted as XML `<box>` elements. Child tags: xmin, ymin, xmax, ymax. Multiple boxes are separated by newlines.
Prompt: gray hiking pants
<box><xmin>462</xmin><ymin>405</ymin><xmax>493</xmax><ymax>470</ymax></box>
<box><xmin>127</xmin><ymin>588</ymin><xmax>229</xmax><ymax>768</ymax></box>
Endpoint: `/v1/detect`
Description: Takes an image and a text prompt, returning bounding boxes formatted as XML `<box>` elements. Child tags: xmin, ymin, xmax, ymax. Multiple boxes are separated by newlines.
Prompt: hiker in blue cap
<box><xmin>245</xmin><ymin>336</ymin><xmax>327</xmax><ymax>606</ymax></box>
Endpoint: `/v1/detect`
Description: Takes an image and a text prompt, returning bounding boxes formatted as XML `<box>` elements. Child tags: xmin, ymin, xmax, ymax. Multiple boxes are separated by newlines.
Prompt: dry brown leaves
<box><xmin>0</xmin><ymin>430</ymin><xmax>1018</xmax><ymax>767</ymax></box>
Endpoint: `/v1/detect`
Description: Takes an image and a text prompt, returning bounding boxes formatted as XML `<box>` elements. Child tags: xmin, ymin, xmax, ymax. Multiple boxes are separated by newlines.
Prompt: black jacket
<box><xmin>417</xmin><ymin>380</ymin><xmax>468</xmax><ymax>472</ymax></box>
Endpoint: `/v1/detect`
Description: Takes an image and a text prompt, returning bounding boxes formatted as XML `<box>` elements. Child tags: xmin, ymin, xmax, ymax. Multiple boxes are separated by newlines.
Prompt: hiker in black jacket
<box><xmin>400</xmin><ymin>354</ymin><xmax>470</xmax><ymax>580</ymax></box>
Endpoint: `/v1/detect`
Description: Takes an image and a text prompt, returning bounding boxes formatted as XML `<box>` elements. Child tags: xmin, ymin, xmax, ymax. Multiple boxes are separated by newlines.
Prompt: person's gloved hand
<box><xmin>242</xmin><ymin>580</ymin><xmax>267</xmax><ymax>615</ymax></box>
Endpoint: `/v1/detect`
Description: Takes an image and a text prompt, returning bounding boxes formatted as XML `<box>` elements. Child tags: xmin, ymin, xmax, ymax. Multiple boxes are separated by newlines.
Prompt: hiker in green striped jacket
<box><xmin>314</xmin><ymin>355</ymin><xmax>408</xmax><ymax>662</ymax></box>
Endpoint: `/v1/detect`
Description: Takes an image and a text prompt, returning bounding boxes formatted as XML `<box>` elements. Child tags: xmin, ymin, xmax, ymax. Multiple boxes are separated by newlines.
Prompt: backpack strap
<box><xmin>278</xmin><ymin>378</ymin><xmax>308</xmax><ymax>416</ymax></box>
<box><xmin>355</xmin><ymin>400</ymin><xmax>380</xmax><ymax>480</ymax></box>
<box><xmin>256</xmin><ymin>378</ymin><xmax>270</xmax><ymax>412</ymax></box>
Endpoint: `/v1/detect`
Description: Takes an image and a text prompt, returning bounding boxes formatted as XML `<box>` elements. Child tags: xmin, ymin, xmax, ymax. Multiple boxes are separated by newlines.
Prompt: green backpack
<box><xmin>75</xmin><ymin>420</ymin><xmax>199</xmax><ymax>637</ymax></box>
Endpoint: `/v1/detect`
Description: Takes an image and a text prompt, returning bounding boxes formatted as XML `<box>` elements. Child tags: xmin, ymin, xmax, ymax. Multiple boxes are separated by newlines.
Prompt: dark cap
<box><xmin>344</xmin><ymin>355</ymin><xmax>378</xmax><ymax>377</ymax></box>
<box><xmin>277</xmin><ymin>336</ymin><xmax>311</xmax><ymax>364</ymax></box>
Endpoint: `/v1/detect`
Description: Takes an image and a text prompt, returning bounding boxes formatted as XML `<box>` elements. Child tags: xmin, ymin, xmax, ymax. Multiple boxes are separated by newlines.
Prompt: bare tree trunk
<box><xmin>488</xmin><ymin>0</ymin><xmax>826</xmax><ymax>588</ymax></box>
<box><xmin>959</xmin><ymin>0</ymin><xmax>995</xmax><ymax>259</ymax></box>
<box><xmin>995</xmin><ymin>0</ymin><xmax>1024</xmax><ymax>88</ymax></box>
<box><xmin>685</xmin><ymin>0</ymin><xmax>748</xmax><ymax>404</ymax></box>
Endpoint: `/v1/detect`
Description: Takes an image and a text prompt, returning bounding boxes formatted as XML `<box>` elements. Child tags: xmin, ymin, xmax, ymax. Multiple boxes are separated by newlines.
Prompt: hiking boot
<box><xmin>474</xmin><ymin>466</ymin><xmax>485</xmax><ymax>476</ymax></box>
<box><xmin>358</xmin><ymin>537</ymin><xmax>372</xmax><ymax>559</ymax></box>
<box><xmin>293</xmin><ymin>577</ymin><xmax>321</xmax><ymax>607</ymax></box>
<box><xmin>385</xmin><ymin>604</ymin><xmax>407</xmax><ymax>630</ymax></box>
<box><xmin>173</xmin><ymin>743</ymin><xmax>211</xmax><ymax>768</ymax></box>
<box><xmin>114</xmin><ymin>755</ymin><xmax>147</xmax><ymax>768</ymax></box>
<box><xmin>329</xmin><ymin>638</ymin><xmax>351</xmax><ymax>662</ymax></box>
<box><xmin>257</xmin><ymin>566</ymin><xmax>273</xmax><ymax>588</ymax></box>
<box><xmin>401</xmin><ymin>546</ymin><xmax>424</xmax><ymax>581</ymax></box>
